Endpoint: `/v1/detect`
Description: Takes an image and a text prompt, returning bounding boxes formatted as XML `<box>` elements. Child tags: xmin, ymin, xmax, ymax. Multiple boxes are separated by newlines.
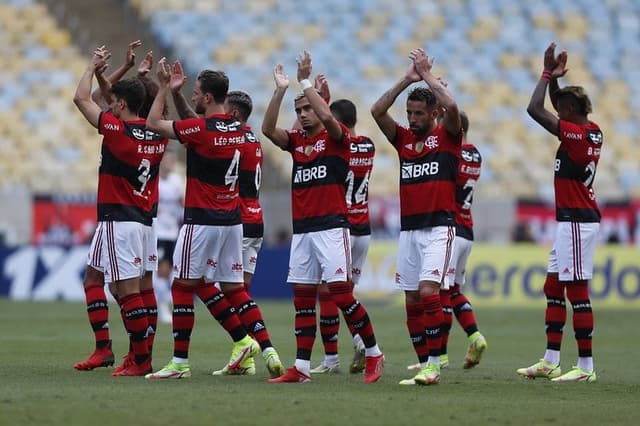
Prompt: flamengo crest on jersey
<box><xmin>97</xmin><ymin>111</ymin><xmax>168</xmax><ymax>225</ymax></box>
<box><xmin>239</xmin><ymin>126</ymin><xmax>264</xmax><ymax>238</ymax></box>
<box><xmin>555</xmin><ymin>120</ymin><xmax>602</xmax><ymax>223</ymax></box>
<box><xmin>456</xmin><ymin>143</ymin><xmax>481</xmax><ymax>240</ymax></box>
<box><xmin>173</xmin><ymin>114</ymin><xmax>245</xmax><ymax>226</ymax></box>
<box><xmin>287</xmin><ymin>125</ymin><xmax>350</xmax><ymax>234</ymax></box>
<box><xmin>393</xmin><ymin>124</ymin><xmax>462</xmax><ymax>231</ymax></box>
<box><xmin>347</xmin><ymin>135</ymin><xmax>375</xmax><ymax>236</ymax></box>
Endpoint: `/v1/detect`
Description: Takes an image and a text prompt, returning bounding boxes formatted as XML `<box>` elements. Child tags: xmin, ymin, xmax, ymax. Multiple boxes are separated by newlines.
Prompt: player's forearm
<box><xmin>74</xmin><ymin>67</ymin><xmax>95</xmax><ymax>105</ymax></box>
<box><xmin>371</xmin><ymin>78</ymin><xmax>410</xmax><ymax>118</ymax></box>
<box><xmin>106</xmin><ymin>63</ymin><xmax>132</xmax><ymax>84</ymax></box>
<box><xmin>171</xmin><ymin>90</ymin><xmax>197</xmax><ymax>119</ymax></box>
<box><xmin>261</xmin><ymin>87</ymin><xmax>286</xmax><ymax>137</ymax></box>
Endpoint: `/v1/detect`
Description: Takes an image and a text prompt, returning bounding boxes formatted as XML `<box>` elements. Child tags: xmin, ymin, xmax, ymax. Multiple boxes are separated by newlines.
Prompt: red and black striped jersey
<box><xmin>97</xmin><ymin>111</ymin><xmax>168</xmax><ymax>225</ymax></box>
<box><xmin>239</xmin><ymin>126</ymin><xmax>263</xmax><ymax>238</ymax></box>
<box><xmin>173</xmin><ymin>114</ymin><xmax>244</xmax><ymax>226</ymax></box>
<box><xmin>554</xmin><ymin>120</ymin><xmax>602</xmax><ymax>222</ymax></box>
<box><xmin>455</xmin><ymin>143</ymin><xmax>481</xmax><ymax>240</ymax></box>
<box><xmin>392</xmin><ymin>124</ymin><xmax>462</xmax><ymax>231</ymax></box>
<box><xmin>285</xmin><ymin>125</ymin><xmax>350</xmax><ymax>234</ymax></box>
<box><xmin>346</xmin><ymin>135</ymin><xmax>375</xmax><ymax>236</ymax></box>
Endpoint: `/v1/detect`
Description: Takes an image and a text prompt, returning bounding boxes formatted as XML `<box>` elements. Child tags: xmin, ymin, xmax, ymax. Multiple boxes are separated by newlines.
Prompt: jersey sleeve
<box><xmin>557</xmin><ymin>120</ymin><xmax>588</xmax><ymax>163</ymax></box>
<box><xmin>98</xmin><ymin>111</ymin><xmax>119</xmax><ymax>136</ymax></box>
<box><xmin>391</xmin><ymin>124</ymin><xmax>410</xmax><ymax>152</ymax></box>
<box><xmin>173</xmin><ymin>117</ymin><xmax>204</xmax><ymax>148</ymax></box>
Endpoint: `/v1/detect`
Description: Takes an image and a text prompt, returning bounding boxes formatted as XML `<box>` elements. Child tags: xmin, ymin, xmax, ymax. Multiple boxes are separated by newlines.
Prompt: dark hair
<box><xmin>293</xmin><ymin>89</ymin><xmax>322</xmax><ymax>104</ymax></box>
<box><xmin>556</xmin><ymin>85</ymin><xmax>592</xmax><ymax>115</ymax></box>
<box><xmin>460</xmin><ymin>110</ymin><xmax>469</xmax><ymax>134</ymax></box>
<box><xmin>407</xmin><ymin>86</ymin><xmax>437</xmax><ymax>109</ymax></box>
<box><xmin>330</xmin><ymin>99</ymin><xmax>357</xmax><ymax>128</ymax></box>
<box><xmin>226</xmin><ymin>90</ymin><xmax>253</xmax><ymax>121</ymax></box>
<box><xmin>137</xmin><ymin>76</ymin><xmax>167</xmax><ymax>119</ymax></box>
<box><xmin>110</xmin><ymin>78</ymin><xmax>146</xmax><ymax>115</ymax></box>
<box><xmin>197</xmin><ymin>70</ymin><xmax>228</xmax><ymax>103</ymax></box>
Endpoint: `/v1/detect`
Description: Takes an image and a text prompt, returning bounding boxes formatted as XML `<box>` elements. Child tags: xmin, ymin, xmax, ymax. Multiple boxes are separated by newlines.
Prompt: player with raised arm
<box><xmin>518</xmin><ymin>43</ymin><xmax>602</xmax><ymax>383</ymax></box>
<box><xmin>144</xmin><ymin>59</ymin><xmax>259</xmax><ymax>379</ymax></box>
<box><xmin>262</xmin><ymin>51</ymin><xmax>384</xmax><ymax>384</ymax></box>
<box><xmin>371</xmin><ymin>48</ymin><xmax>461</xmax><ymax>386</ymax></box>
<box><xmin>73</xmin><ymin>46</ymin><xmax>168</xmax><ymax>376</ymax></box>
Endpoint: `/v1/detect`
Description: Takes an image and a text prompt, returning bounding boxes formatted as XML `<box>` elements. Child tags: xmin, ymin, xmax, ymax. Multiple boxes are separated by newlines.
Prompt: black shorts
<box><xmin>157</xmin><ymin>239</ymin><xmax>176</xmax><ymax>263</ymax></box>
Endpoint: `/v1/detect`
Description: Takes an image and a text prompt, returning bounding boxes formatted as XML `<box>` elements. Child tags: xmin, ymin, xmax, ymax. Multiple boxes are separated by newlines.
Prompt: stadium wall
<box><xmin>1</xmin><ymin>243</ymin><xmax>638</xmax><ymax>308</ymax></box>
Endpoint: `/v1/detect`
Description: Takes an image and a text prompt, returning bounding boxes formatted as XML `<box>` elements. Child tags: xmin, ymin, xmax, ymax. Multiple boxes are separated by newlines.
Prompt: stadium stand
<box><xmin>1</xmin><ymin>0</ymin><xmax>639</xmax><ymax>201</ymax></box>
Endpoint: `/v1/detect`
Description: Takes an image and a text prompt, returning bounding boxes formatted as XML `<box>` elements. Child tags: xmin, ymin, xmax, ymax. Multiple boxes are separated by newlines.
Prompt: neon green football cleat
<box><xmin>227</xmin><ymin>336</ymin><xmax>260</xmax><ymax>370</ymax></box>
<box><xmin>413</xmin><ymin>362</ymin><xmax>440</xmax><ymax>385</ymax></box>
<box><xmin>551</xmin><ymin>366</ymin><xmax>596</xmax><ymax>383</ymax></box>
<box><xmin>463</xmin><ymin>332</ymin><xmax>487</xmax><ymax>369</ymax></box>
<box><xmin>145</xmin><ymin>360</ymin><xmax>191</xmax><ymax>379</ymax></box>
<box><xmin>212</xmin><ymin>356</ymin><xmax>256</xmax><ymax>376</ymax></box>
<box><xmin>349</xmin><ymin>341</ymin><xmax>366</xmax><ymax>374</ymax></box>
<box><xmin>263</xmin><ymin>348</ymin><xmax>285</xmax><ymax>378</ymax></box>
<box><xmin>516</xmin><ymin>359</ymin><xmax>561</xmax><ymax>379</ymax></box>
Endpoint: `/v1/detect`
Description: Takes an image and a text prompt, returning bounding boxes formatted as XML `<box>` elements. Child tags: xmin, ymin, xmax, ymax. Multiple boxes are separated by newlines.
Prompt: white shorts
<box><xmin>396</xmin><ymin>226</ymin><xmax>455</xmax><ymax>291</ymax></box>
<box><xmin>444</xmin><ymin>236</ymin><xmax>473</xmax><ymax>288</ymax></box>
<box><xmin>173</xmin><ymin>223</ymin><xmax>244</xmax><ymax>284</ymax></box>
<box><xmin>350</xmin><ymin>234</ymin><xmax>371</xmax><ymax>286</ymax></box>
<box><xmin>102</xmin><ymin>221</ymin><xmax>153</xmax><ymax>284</ymax></box>
<box><xmin>548</xmin><ymin>221</ymin><xmax>600</xmax><ymax>281</ymax></box>
<box><xmin>87</xmin><ymin>222</ymin><xmax>104</xmax><ymax>272</ymax></box>
<box><xmin>243</xmin><ymin>236</ymin><xmax>263</xmax><ymax>275</ymax></box>
<box><xmin>288</xmin><ymin>228</ymin><xmax>351</xmax><ymax>284</ymax></box>
<box><xmin>144</xmin><ymin>221</ymin><xmax>158</xmax><ymax>272</ymax></box>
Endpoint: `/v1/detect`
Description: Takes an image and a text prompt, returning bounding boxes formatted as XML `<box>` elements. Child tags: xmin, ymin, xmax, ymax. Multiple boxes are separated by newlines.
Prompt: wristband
<box><xmin>541</xmin><ymin>70</ymin><xmax>552</xmax><ymax>81</ymax></box>
<box><xmin>299</xmin><ymin>79</ymin><xmax>313</xmax><ymax>90</ymax></box>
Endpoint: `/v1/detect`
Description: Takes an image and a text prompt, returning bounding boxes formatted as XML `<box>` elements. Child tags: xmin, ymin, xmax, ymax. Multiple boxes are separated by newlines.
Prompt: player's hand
<box><xmin>315</xmin><ymin>74</ymin><xmax>330</xmax><ymax>103</ymax></box>
<box><xmin>273</xmin><ymin>64</ymin><xmax>289</xmax><ymax>89</ymax></box>
<box><xmin>125</xmin><ymin>40</ymin><xmax>142</xmax><ymax>68</ymax></box>
<box><xmin>410</xmin><ymin>48</ymin><xmax>434</xmax><ymax>76</ymax></box>
<box><xmin>156</xmin><ymin>57</ymin><xmax>171</xmax><ymax>86</ymax></box>
<box><xmin>296</xmin><ymin>50</ymin><xmax>312</xmax><ymax>82</ymax></box>
<box><xmin>169</xmin><ymin>60</ymin><xmax>186</xmax><ymax>92</ymax></box>
<box><xmin>543</xmin><ymin>42</ymin><xmax>557</xmax><ymax>71</ymax></box>
<box><xmin>137</xmin><ymin>51</ymin><xmax>153</xmax><ymax>77</ymax></box>
<box><xmin>551</xmin><ymin>50</ymin><xmax>568</xmax><ymax>79</ymax></box>
<box><xmin>91</xmin><ymin>46</ymin><xmax>111</xmax><ymax>71</ymax></box>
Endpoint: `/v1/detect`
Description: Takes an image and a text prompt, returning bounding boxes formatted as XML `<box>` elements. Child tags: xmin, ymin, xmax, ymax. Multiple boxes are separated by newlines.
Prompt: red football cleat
<box><xmin>267</xmin><ymin>366</ymin><xmax>311</xmax><ymax>383</ymax></box>
<box><xmin>363</xmin><ymin>354</ymin><xmax>384</xmax><ymax>384</ymax></box>
<box><xmin>112</xmin><ymin>352</ymin><xmax>134</xmax><ymax>375</ymax></box>
<box><xmin>74</xmin><ymin>341</ymin><xmax>115</xmax><ymax>370</ymax></box>
<box><xmin>112</xmin><ymin>358</ymin><xmax>152</xmax><ymax>377</ymax></box>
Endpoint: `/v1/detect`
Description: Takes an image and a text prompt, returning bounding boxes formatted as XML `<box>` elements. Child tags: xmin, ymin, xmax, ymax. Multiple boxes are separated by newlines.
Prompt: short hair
<box><xmin>293</xmin><ymin>89</ymin><xmax>322</xmax><ymax>104</ymax></box>
<box><xmin>330</xmin><ymin>99</ymin><xmax>357</xmax><ymax>128</ymax></box>
<box><xmin>226</xmin><ymin>90</ymin><xmax>253</xmax><ymax>121</ymax></box>
<box><xmin>407</xmin><ymin>86</ymin><xmax>437</xmax><ymax>109</ymax></box>
<box><xmin>460</xmin><ymin>110</ymin><xmax>469</xmax><ymax>134</ymax></box>
<box><xmin>110</xmin><ymin>78</ymin><xmax>146</xmax><ymax>115</ymax></box>
<box><xmin>137</xmin><ymin>76</ymin><xmax>167</xmax><ymax>119</ymax></box>
<box><xmin>197</xmin><ymin>69</ymin><xmax>229</xmax><ymax>104</ymax></box>
<box><xmin>555</xmin><ymin>85</ymin><xmax>592</xmax><ymax>115</ymax></box>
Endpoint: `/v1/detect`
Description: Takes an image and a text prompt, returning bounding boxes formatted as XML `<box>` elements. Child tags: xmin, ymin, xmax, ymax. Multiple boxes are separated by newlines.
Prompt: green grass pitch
<box><xmin>1</xmin><ymin>298</ymin><xmax>638</xmax><ymax>426</ymax></box>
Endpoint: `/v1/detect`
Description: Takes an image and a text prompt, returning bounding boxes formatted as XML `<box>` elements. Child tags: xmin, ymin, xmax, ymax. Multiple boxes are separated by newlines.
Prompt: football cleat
<box><xmin>463</xmin><ymin>332</ymin><xmax>487</xmax><ymax>369</ymax></box>
<box><xmin>349</xmin><ymin>342</ymin><xmax>366</xmax><ymax>374</ymax></box>
<box><xmin>310</xmin><ymin>360</ymin><xmax>340</xmax><ymax>374</ymax></box>
<box><xmin>73</xmin><ymin>341</ymin><xmax>115</xmax><ymax>370</ymax></box>
<box><xmin>517</xmin><ymin>359</ymin><xmax>561</xmax><ymax>379</ymax></box>
<box><xmin>551</xmin><ymin>366</ymin><xmax>596</xmax><ymax>383</ymax></box>
<box><xmin>227</xmin><ymin>336</ymin><xmax>260</xmax><ymax>370</ymax></box>
<box><xmin>145</xmin><ymin>360</ymin><xmax>191</xmax><ymax>379</ymax></box>
<box><xmin>113</xmin><ymin>358</ymin><xmax>151</xmax><ymax>377</ymax></box>
<box><xmin>413</xmin><ymin>362</ymin><xmax>440</xmax><ymax>385</ymax></box>
<box><xmin>363</xmin><ymin>354</ymin><xmax>384</xmax><ymax>384</ymax></box>
<box><xmin>263</xmin><ymin>348</ymin><xmax>285</xmax><ymax>378</ymax></box>
<box><xmin>267</xmin><ymin>366</ymin><xmax>311</xmax><ymax>383</ymax></box>
<box><xmin>112</xmin><ymin>352</ymin><xmax>134</xmax><ymax>375</ymax></box>
<box><xmin>212</xmin><ymin>356</ymin><xmax>256</xmax><ymax>376</ymax></box>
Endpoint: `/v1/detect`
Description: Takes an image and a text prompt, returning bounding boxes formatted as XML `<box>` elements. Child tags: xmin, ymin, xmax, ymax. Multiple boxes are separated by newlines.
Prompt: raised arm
<box><xmin>169</xmin><ymin>60</ymin><xmax>197</xmax><ymax>119</ymax></box>
<box><xmin>73</xmin><ymin>47</ymin><xmax>110</xmax><ymax>128</ymax></box>
<box><xmin>411</xmin><ymin>48</ymin><xmax>460</xmax><ymax>136</ymax></box>
<box><xmin>261</xmin><ymin>64</ymin><xmax>290</xmax><ymax>150</ymax></box>
<box><xmin>146</xmin><ymin>57</ymin><xmax>177</xmax><ymax>139</ymax></box>
<box><xmin>527</xmin><ymin>43</ymin><xmax>567</xmax><ymax>136</ymax></box>
<box><xmin>371</xmin><ymin>61</ymin><xmax>420</xmax><ymax>143</ymax></box>
<box><xmin>91</xmin><ymin>40</ymin><xmax>142</xmax><ymax>105</ymax></box>
<box><xmin>297</xmin><ymin>51</ymin><xmax>343</xmax><ymax>141</ymax></box>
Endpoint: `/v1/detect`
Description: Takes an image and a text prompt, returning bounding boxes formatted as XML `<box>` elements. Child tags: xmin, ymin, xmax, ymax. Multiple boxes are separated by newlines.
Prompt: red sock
<box><xmin>224</xmin><ymin>286</ymin><xmax>273</xmax><ymax>350</ymax></box>
<box><xmin>120</xmin><ymin>293</ymin><xmax>150</xmax><ymax>364</ymax></box>
<box><xmin>195</xmin><ymin>281</ymin><xmax>246</xmax><ymax>342</ymax></box>
<box><xmin>140</xmin><ymin>288</ymin><xmax>157</xmax><ymax>355</ymax></box>
<box><xmin>406</xmin><ymin>302</ymin><xmax>429</xmax><ymax>364</ymax></box>
<box><xmin>328</xmin><ymin>282</ymin><xmax>377</xmax><ymax>349</ymax></box>
<box><xmin>171</xmin><ymin>280</ymin><xmax>195</xmax><ymax>359</ymax></box>
<box><xmin>543</xmin><ymin>274</ymin><xmax>566</xmax><ymax>351</ymax></box>
<box><xmin>83</xmin><ymin>283</ymin><xmax>110</xmax><ymax>348</ymax></box>
<box><xmin>450</xmin><ymin>284</ymin><xmax>479</xmax><ymax>336</ymax></box>
<box><xmin>114</xmin><ymin>294</ymin><xmax>132</xmax><ymax>354</ymax></box>
<box><xmin>566</xmin><ymin>280</ymin><xmax>593</xmax><ymax>357</ymax></box>
<box><xmin>293</xmin><ymin>285</ymin><xmax>318</xmax><ymax>361</ymax></box>
<box><xmin>423</xmin><ymin>294</ymin><xmax>443</xmax><ymax>357</ymax></box>
<box><xmin>440</xmin><ymin>290</ymin><xmax>452</xmax><ymax>355</ymax></box>
<box><xmin>318</xmin><ymin>290</ymin><xmax>340</xmax><ymax>356</ymax></box>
